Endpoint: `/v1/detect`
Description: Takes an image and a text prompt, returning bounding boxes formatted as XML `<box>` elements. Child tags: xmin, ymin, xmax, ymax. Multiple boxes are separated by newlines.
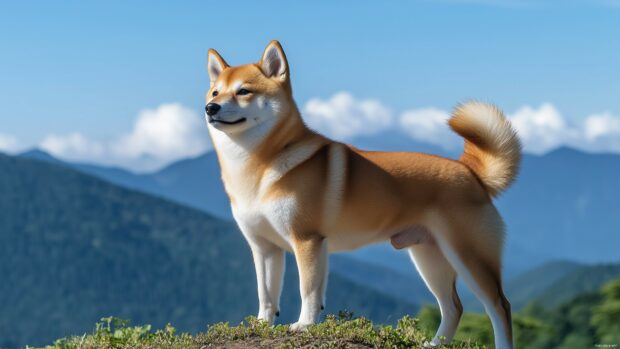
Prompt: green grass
<box><xmin>35</xmin><ymin>313</ymin><xmax>485</xmax><ymax>349</ymax></box>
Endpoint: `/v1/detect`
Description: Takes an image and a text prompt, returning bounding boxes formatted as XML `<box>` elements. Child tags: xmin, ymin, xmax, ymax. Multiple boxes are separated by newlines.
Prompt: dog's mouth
<box><xmin>208</xmin><ymin>116</ymin><xmax>247</xmax><ymax>125</ymax></box>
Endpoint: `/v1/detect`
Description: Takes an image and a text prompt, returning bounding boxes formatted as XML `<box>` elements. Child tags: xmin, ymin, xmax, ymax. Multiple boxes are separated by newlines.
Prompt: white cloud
<box><xmin>399</xmin><ymin>107</ymin><xmax>461</xmax><ymax>150</ymax></box>
<box><xmin>509</xmin><ymin>104</ymin><xmax>620</xmax><ymax>154</ymax></box>
<box><xmin>508</xmin><ymin>103</ymin><xmax>579</xmax><ymax>153</ymax></box>
<box><xmin>40</xmin><ymin>103</ymin><xmax>211</xmax><ymax>172</ymax></box>
<box><xmin>3</xmin><ymin>94</ymin><xmax>619</xmax><ymax>173</ymax></box>
<box><xmin>41</xmin><ymin>133</ymin><xmax>105</xmax><ymax>158</ymax></box>
<box><xmin>112</xmin><ymin>104</ymin><xmax>210</xmax><ymax>161</ymax></box>
<box><xmin>302</xmin><ymin>92</ymin><xmax>620</xmax><ymax>155</ymax></box>
<box><xmin>397</xmin><ymin>103</ymin><xmax>581</xmax><ymax>153</ymax></box>
<box><xmin>583</xmin><ymin>112</ymin><xmax>620</xmax><ymax>152</ymax></box>
<box><xmin>303</xmin><ymin>92</ymin><xmax>393</xmax><ymax>140</ymax></box>
<box><xmin>398</xmin><ymin>103</ymin><xmax>620</xmax><ymax>154</ymax></box>
<box><xmin>0</xmin><ymin>134</ymin><xmax>19</xmax><ymax>153</ymax></box>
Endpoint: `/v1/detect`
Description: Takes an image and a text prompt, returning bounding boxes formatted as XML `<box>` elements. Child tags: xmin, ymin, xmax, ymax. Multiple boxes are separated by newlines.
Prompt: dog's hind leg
<box><xmin>409</xmin><ymin>240</ymin><xmax>463</xmax><ymax>347</ymax></box>
<box><xmin>429</xmin><ymin>209</ymin><xmax>513</xmax><ymax>349</ymax></box>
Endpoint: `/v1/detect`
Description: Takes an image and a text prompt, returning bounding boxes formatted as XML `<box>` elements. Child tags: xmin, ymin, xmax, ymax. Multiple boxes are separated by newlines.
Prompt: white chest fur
<box><xmin>208</xmin><ymin>121</ymin><xmax>308</xmax><ymax>252</ymax></box>
<box><xmin>232</xmin><ymin>194</ymin><xmax>297</xmax><ymax>252</ymax></box>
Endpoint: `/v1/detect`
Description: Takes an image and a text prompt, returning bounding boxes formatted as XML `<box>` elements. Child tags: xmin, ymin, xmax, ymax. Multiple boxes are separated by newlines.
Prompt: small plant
<box><xmin>39</xmin><ymin>316</ymin><xmax>183</xmax><ymax>349</ymax></box>
<box><xmin>95</xmin><ymin>316</ymin><xmax>152</xmax><ymax>343</ymax></box>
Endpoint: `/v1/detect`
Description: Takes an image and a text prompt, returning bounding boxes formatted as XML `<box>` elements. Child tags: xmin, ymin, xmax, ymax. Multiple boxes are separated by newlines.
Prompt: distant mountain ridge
<box><xmin>21</xmin><ymin>149</ymin><xmax>231</xmax><ymax>218</ymax></box>
<box><xmin>504</xmin><ymin>260</ymin><xmax>583</xmax><ymax>309</ymax></box>
<box><xmin>0</xmin><ymin>153</ymin><xmax>416</xmax><ymax>347</ymax></box>
<box><xmin>458</xmin><ymin>259</ymin><xmax>620</xmax><ymax>312</ymax></box>
<box><xmin>534</xmin><ymin>262</ymin><xmax>620</xmax><ymax>307</ymax></box>
<box><xmin>21</xmin><ymin>144</ymin><xmax>620</xmax><ymax>273</ymax></box>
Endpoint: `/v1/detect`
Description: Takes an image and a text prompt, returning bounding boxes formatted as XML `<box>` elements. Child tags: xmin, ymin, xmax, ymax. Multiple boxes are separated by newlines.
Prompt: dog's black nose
<box><xmin>205</xmin><ymin>103</ymin><xmax>221</xmax><ymax>116</ymax></box>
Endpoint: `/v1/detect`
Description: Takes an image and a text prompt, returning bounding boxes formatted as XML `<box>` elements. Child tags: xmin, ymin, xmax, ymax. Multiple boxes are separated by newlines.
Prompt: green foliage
<box><xmin>511</xmin><ymin>314</ymin><xmax>550</xmax><ymax>349</ymax></box>
<box><xmin>39</xmin><ymin>317</ymin><xmax>187</xmax><ymax>349</ymax></box>
<box><xmin>455</xmin><ymin>312</ymin><xmax>494</xmax><ymax>347</ymax></box>
<box><xmin>591</xmin><ymin>279</ymin><xmax>620</xmax><ymax>345</ymax></box>
<box><xmin>36</xmin><ymin>314</ymin><xmax>485</xmax><ymax>349</ymax></box>
<box><xmin>414</xmin><ymin>278</ymin><xmax>620</xmax><ymax>349</ymax></box>
<box><xmin>416</xmin><ymin>305</ymin><xmax>549</xmax><ymax>349</ymax></box>
<box><xmin>416</xmin><ymin>304</ymin><xmax>441</xmax><ymax>335</ymax></box>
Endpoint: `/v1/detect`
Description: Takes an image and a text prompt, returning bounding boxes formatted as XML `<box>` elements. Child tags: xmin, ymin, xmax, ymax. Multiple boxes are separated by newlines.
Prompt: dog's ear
<box><xmin>207</xmin><ymin>49</ymin><xmax>229</xmax><ymax>84</ymax></box>
<box><xmin>259</xmin><ymin>40</ymin><xmax>288</xmax><ymax>82</ymax></box>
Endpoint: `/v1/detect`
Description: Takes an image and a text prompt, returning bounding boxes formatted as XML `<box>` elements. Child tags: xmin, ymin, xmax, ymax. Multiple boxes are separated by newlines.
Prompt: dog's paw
<box><xmin>256</xmin><ymin>316</ymin><xmax>273</xmax><ymax>325</ymax></box>
<box><xmin>257</xmin><ymin>308</ymin><xmax>279</xmax><ymax>325</ymax></box>
<box><xmin>288</xmin><ymin>321</ymin><xmax>312</xmax><ymax>332</ymax></box>
<box><xmin>423</xmin><ymin>338</ymin><xmax>444</xmax><ymax>348</ymax></box>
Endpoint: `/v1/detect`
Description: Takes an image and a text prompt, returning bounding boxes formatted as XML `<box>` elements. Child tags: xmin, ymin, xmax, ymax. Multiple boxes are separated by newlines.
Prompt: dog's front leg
<box><xmin>249</xmin><ymin>237</ymin><xmax>285</xmax><ymax>324</ymax></box>
<box><xmin>290</xmin><ymin>235</ymin><xmax>328</xmax><ymax>331</ymax></box>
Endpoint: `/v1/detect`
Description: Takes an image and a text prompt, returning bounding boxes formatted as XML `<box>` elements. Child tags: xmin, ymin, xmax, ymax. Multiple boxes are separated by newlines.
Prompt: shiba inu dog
<box><xmin>204</xmin><ymin>40</ymin><xmax>521</xmax><ymax>349</ymax></box>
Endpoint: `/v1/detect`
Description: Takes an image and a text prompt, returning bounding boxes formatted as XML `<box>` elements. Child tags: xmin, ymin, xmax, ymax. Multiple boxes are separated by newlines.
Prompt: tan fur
<box><xmin>205</xmin><ymin>41</ymin><xmax>520</xmax><ymax>349</ymax></box>
<box><xmin>291</xmin><ymin>234</ymin><xmax>328</xmax><ymax>325</ymax></box>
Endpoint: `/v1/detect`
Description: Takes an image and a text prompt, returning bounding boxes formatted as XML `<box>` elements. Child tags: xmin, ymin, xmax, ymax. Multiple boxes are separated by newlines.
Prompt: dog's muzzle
<box><xmin>205</xmin><ymin>103</ymin><xmax>247</xmax><ymax>125</ymax></box>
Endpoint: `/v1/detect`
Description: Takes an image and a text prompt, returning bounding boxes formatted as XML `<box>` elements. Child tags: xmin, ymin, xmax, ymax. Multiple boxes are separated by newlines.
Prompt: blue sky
<box><xmin>1</xmin><ymin>0</ymin><xmax>619</xmax><ymax>171</ymax></box>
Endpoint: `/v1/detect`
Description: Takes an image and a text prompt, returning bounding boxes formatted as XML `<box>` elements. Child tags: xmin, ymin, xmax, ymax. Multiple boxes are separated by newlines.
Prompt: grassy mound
<box><xmin>36</xmin><ymin>313</ymin><xmax>484</xmax><ymax>349</ymax></box>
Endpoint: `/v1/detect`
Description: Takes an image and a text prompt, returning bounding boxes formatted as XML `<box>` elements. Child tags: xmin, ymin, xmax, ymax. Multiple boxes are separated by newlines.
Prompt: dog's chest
<box><xmin>213</xmin><ymin>131</ymin><xmax>320</xmax><ymax>250</ymax></box>
<box><xmin>231</xmin><ymin>193</ymin><xmax>298</xmax><ymax>251</ymax></box>
<box><xmin>221</xmin><ymin>164</ymin><xmax>299</xmax><ymax>250</ymax></box>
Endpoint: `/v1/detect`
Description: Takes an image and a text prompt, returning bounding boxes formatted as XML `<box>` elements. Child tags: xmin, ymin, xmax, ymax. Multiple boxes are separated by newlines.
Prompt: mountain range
<box><xmin>0</xmin><ymin>153</ymin><xmax>415</xmax><ymax>347</ymax></box>
<box><xmin>461</xmin><ymin>260</ymin><xmax>620</xmax><ymax>312</ymax></box>
<box><xmin>3</xmin><ymin>142</ymin><xmax>619</xmax><ymax>346</ymax></box>
<box><xmin>21</xmin><ymin>142</ymin><xmax>620</xmax><ymax>277</ymax></box>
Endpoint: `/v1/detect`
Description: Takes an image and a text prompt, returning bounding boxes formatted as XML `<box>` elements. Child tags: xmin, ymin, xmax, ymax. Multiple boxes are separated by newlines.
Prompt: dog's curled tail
<box><xmin>449</xmin><ymin>101</ymin><xmax>522</xmax><ymax>197</ymax></box>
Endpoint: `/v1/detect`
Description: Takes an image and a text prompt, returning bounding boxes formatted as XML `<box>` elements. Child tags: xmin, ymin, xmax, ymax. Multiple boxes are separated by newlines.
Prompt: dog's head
<box><xmin>205</xmin><ymin>40</ymin><xmax>293</xmax><ymax>134</ymax></box>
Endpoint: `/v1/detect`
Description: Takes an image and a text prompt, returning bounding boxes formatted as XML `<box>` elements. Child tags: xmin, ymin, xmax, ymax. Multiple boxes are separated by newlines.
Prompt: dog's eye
<box><xmin>236</xmin><ymin>89</ymin><xmax>251</xmax><ymax>96</ymax></box>
<box><xmin>212</xmin><ymin>90</ymin><xmax>219</xmax><ymax>97</ymax></box>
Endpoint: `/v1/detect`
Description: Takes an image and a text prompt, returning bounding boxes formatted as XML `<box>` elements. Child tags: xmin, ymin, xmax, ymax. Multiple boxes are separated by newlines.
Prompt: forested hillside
<box><xmin>0</xmin><ymin>154</ymin><xmax>414</xmax><ymax>347</ymax></box>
